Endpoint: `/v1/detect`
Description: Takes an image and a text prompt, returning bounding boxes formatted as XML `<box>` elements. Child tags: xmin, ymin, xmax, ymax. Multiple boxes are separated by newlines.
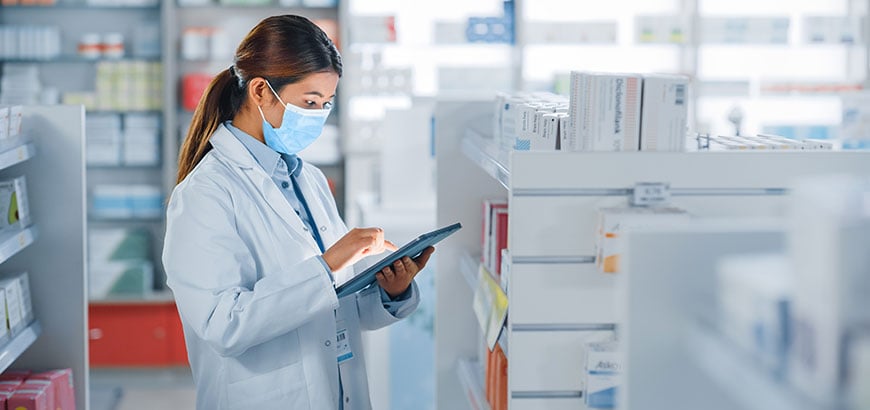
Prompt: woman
<box><xmin>163</xmin><ymin>15</ymin><xmax>434</xmax><ymax>410</ymax></box>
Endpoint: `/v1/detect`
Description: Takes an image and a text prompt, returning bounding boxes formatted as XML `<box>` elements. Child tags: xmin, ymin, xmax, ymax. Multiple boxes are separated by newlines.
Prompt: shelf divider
<box><xmin>0</xmin><ymin>226</ymin><xmax>38</xmax><ymax>266</ymax></box>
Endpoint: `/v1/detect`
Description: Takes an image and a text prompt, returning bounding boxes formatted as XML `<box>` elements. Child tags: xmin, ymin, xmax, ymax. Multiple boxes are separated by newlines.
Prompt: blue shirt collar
<box><xmin>224</xmin><ymin>121</ymin><xmax>302</xmax><ymax>178</ymax></box>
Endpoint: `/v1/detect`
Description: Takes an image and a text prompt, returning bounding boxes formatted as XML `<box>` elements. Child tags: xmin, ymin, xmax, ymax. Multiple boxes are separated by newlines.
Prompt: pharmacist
<box><xmin>163</xmin><ymin>15</ymin><xmax>435</xmax><ymax>410</ymax></box>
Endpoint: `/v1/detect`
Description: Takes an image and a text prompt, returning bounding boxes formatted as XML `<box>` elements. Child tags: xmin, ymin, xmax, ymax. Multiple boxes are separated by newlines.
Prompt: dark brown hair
<box><xmin>176</xmin><ymin>15</ymin><xmax>342</xmax><ymax>184</ymax></box>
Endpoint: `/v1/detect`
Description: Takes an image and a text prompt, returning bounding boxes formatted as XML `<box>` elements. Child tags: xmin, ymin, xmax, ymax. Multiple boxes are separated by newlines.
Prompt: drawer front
<box><xmin>509</xmin><ymin>330</ymin><xmax>613</xmax><ymax>392</ymax></box>
<box><xmin>89</xmin><ymin>304</ymin><xmax>186</xmax><ymax>366</ymax></box>
<box><xmin>511</xmin><ymin>263</ymin><xmax>616</xmax><ymax>325</ymax></box>
<box><xmin>510</xmin><ymin>397</ymin><xmax>585</xmax><ymax>410</ymax></box>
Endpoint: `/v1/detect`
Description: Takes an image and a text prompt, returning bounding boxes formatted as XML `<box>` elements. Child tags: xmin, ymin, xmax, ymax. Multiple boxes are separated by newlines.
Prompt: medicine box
<box><xmin>8</xmin><ymin>382</ymin><xmax>49</xmax><ymax>410</ymax></box>
<box><xmin>639</xmin><ymin>74</ymin><xmax>689</xmax><ymax>152</ymax></box>
<box><xmin>0</xmin><ymin>176</ymin><xmax>30</xmax><ymax>232</ymax></box>
<box><xmin>585</xmin><ymin>341</ymin><xmax>622</xmax><ymax>409</ymax></box>
<box><xmin>8</xmin><ymin>106</ymin><xmax>22</xmax><ymax>138</ymax></box>
<box><xmin>0</xmin><ymin>276</ymin><xmax>24</xmax><ymax>334</ymax></box>
<box><xmin>31</xmin><ymin>369</ymin><xmax>75</xmax><ymax>410</ymax></box>
<box><xmin>569</xmin><ymin>72</ymin><xmax>642</xmax><ymax>152</ymax></box>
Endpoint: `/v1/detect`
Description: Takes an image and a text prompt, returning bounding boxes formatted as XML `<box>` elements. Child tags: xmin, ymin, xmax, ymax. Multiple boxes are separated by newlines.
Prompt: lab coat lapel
<box><xmin>209</xmin><ymin>126</ymin><xmax>321</xmax><ymax>253</ymax></box>
<box><xmin>295</xmin><ymin>168</ymin><xmax>335</xmax><ymax>247</ymax></box>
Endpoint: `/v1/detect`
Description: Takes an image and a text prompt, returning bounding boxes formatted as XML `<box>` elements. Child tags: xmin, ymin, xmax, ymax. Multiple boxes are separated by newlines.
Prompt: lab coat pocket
<box><xmin>226</xmin><ymin>361</ymin><xmax>309</xmax><ymax>410</ymax></box>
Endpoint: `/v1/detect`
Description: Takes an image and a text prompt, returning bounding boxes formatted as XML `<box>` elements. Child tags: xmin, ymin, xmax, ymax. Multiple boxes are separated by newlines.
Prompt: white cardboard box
<box><xmin>640</xmin><ymin>74</ymin><xmax>689</xmax><ymax>152</ymax></box>
<box><xmin>569</xmin><ymin>72</ymin><xmax>642</xmax><ymax>152</ymax></box>
<box><xmin>0</xmin><ymin>277</ymin><xmax>23</xmax><ymax>334</ymax></box>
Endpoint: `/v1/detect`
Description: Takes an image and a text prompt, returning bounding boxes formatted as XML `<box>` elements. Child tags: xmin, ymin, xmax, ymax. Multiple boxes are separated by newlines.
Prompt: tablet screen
<box><xmin>335</xmin><ymin>222</ymin><xmax>462</xmax><ymax>297</ymax></box>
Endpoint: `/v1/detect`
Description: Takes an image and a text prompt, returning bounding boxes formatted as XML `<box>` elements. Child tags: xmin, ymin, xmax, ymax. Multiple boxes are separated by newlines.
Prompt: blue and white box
<box><xmin>585</xmin><ymin>341</ymin><xmax>622</xmax><ymax>408</ymax></box>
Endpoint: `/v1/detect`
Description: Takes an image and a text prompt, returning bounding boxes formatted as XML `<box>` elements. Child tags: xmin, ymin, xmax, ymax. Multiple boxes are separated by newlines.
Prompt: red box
<box><xmin>0</xmin><ymin>370</ymin><xmax>31</xmax><ymax>382</ymax></box>
<box><xmin>0</xmin><ymin>379</ymin><xmax>23</xmax><ymax>393</ymax></box>
<box><xmin>19</xmin><ymin>380</ymin><xmax>54</xmax><ymax>410</ymax></box>
<box><xmin>8</xmin><ymin>383</ymin><xmax>49</xmax><ymax>410</ymax></box>
<box><xmin>182</xmin><ymin>73</ymin><xmax>215</xmax><ymax>112</ymax></box>
<box><xmin>0</xmin><ymin>390</ymin><xmax>13</xmax><ymax>409</ymax></box>
<box><xmin>31</xmin><ymin>369</ymin><xmax>75</xmax><ymax>410</ymax></box>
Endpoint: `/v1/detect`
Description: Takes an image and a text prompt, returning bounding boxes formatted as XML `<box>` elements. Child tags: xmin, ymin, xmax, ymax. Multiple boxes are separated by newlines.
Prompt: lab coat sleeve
<box><xmin>163</xmin><ymin>179</ymin><xmax>340</xmax><ymax>357</ymax></box>
<box><xmin>355</xmin><ymin>280</ymin><xmax>420</xmax><ymax>331</ymax></box>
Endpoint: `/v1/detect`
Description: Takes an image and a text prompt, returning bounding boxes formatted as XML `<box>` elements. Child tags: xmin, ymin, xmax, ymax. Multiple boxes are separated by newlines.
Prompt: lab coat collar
<box><xmin>209</xmin><ymin>125</ymin><xmax>322</xmax><ymax>253</ymax></box>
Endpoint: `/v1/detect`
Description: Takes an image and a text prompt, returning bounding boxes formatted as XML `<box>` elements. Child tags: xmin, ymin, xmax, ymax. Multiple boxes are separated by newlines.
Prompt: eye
<box><xmin>305</xmin><ymin>100</ymin><xmax>317</xmax><ymax>107</ymax></box>
<box><xmin>323</xmin><ymin>101</ymin><xmax>333</xmax><ymax>110</ymax></box>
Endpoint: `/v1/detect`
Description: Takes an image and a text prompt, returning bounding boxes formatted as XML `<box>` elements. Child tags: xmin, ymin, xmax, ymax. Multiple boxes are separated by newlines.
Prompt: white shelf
<box><xmin>0</xmin><ymin>142</ymin><xmax>36</xmax><ymax>172</ymax></box>
<box><xmin>456</xmin><ymin>358</ymin><xmax>491</xmax><ymax>410</ymax></box>
<box><xmin>0</xmin><ymin>321</ymin><xmax>42</xmax><ymax>374</ymax></box>
<box><xmin>688</xmin><ymin>325</ymin><xmax>839</xmax><ymax>410</ymax></box>
<box><xmin>461</xmin><ymin>129</ymin><xmax>510</xmax><ymax>190</ymax></box>
<box><xmin>0</xmin><ymin>226</ymin><xmax>38</xmax><ymax>266</ymax></box>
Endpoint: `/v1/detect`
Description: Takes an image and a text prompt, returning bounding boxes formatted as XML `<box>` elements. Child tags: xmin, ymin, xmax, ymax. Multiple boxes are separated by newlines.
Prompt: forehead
<box><xmin>283</xmin><ymin>71</ymin><xmax>339</xmax><ymax>94</ymax></box>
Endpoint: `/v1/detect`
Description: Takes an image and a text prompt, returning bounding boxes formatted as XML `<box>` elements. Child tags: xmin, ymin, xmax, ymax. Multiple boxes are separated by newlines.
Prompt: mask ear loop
<box><xmin>264</xmin><ymin>80</ymin><xmax>288</xmax><ymax>108</ymax></box>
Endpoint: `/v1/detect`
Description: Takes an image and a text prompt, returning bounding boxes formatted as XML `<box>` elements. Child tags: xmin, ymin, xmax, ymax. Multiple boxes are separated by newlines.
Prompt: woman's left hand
<box><xmin>376</xmin><ymin>246</ymin><xmax>435</xmax><ymax>299</ymax></box>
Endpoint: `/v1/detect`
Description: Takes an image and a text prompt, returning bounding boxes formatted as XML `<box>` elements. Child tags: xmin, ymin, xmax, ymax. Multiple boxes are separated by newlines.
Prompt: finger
<box><xmin>382</xmin><ymin>266</ymin><xmax>395</xmax><ymax>280</ymax></box>
<box><xmin>414</xmin><ymin>246</ymin><xmax>435</xmax><ymax>268</ymax></box>
<box><xmin>376</xmin><ymin>272</ymin><xmax>386</xmax><ymax>284</ymax></box>
<box><xmin>393</xmin><ymin>259</ymin><xmax>406</xmax><ymax>276</ymax></box>
<box><xmin>383</xmin><ymin>240</ymin><xmax>398</xmax><ymax>251</ymax></box>
<box><xmin>401</xmin><ymin>256</ymin><xmax>419</xmax><ymax>278</ymax></box>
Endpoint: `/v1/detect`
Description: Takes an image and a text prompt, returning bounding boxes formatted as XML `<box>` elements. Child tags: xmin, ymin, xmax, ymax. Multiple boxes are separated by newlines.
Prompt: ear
<box><xmin>246</xmin><ymin>77</ymin><xmax>275</xmax><ymax>107</ymax></box>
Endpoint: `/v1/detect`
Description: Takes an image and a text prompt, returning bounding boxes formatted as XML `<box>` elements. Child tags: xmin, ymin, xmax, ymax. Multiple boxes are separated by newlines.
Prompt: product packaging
<box><xmin>639</xmin><ymin>74</ymin><xmax>689</xmax><ymax>152</ymax></box>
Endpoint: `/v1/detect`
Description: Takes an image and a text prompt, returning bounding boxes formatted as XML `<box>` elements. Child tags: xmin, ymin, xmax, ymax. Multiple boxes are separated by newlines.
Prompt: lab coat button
<box><xmin>324</xmin><ymin>340</ymin><xmax>331</xmax><ymax>347</ymax></box>
<box><xmin>319</xmin><ymin>226</ymin><xmax>327</xmax><ymax>232</ymax></box>
<box><xmin>303</xmin><ymin>226</ymin><xmax>309</xmax><ymax>232</ymax></box>
<box><xmin>345</xmin><ymin>397</ymin><xmax>350</xmax><ymax>404</ymax></box>
<box><xmin>281</xmin><ymin>181</ymin><xmax>290</xmax><ymax>189</ymax></box>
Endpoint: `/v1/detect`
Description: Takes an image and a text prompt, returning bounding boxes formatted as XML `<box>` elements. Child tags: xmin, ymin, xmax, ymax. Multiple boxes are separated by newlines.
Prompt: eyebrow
<box><xmin>304</xmin><ymin>91</ymin><xmax>336</xmax><ymax>98</ymax></box>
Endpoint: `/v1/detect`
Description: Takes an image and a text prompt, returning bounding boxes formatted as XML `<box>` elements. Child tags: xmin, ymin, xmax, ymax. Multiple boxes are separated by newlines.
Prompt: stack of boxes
<box><xmin>0</xmin><ymin>368</ymin><xmax>75</xmax><ymax>410</ymax></box>
<box><xmin>88</xmin><ymin>228</ymin><xmax>153</xmax><ymax>299</ymax></box>
<box><xmin>62</xmin><ymin>61</ymin><xmax>162</xmax><ymax>112</ymax></box>
<box><xmin>86</xmin><ymin>113</ymin><xmax>160</xmax><ymax>166</ymax></box>
<box><xmin>493</xmin><ymin>71</ymin><xmax>690</xmax><ymax>153</ymax></box>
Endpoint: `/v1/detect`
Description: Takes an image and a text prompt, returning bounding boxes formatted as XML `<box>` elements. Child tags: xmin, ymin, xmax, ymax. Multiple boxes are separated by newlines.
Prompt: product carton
<box><xmin>31</xmin><ymin>369</ymin><xmax>75</xmax><ymax>410</ymax></box>
<box><xmin>0</xmin><ymin>278</ymin><xmax>23</xmax><ymax>334</ymax></box>
<box><xmin>639</xmin><ymin>74</ymin><xmax>689</xmax><ymax>152</ymax></box>
<box><xmin>585</xmin><ymin>341</ymin><xmax>622</xmax><ymax>409</ymax></box>
<box><xmin>0</xmin><ymin>176</ymin><xmax>30</xmax><ymax>232</ymax></box>
<box><xmin>569</xmin><ymin>72</ymin><xmax>642</xmax><ymax>152</ymax></box>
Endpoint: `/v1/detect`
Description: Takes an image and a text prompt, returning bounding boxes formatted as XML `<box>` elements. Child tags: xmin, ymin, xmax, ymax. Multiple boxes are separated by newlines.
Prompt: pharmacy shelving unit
<box><xmin>1</xmin><ymin>105</ymin><xmax>88</xmax><ymax>409</ymax></box>
<box><xmin>434</xmin><ymin>99</ymin><xmax>870</xmax><ymax>410</ymax></box>
<box><xmin>1</xmin><ymin>0</ymin><xmax>173</xmax><ymax>298</ymax></box>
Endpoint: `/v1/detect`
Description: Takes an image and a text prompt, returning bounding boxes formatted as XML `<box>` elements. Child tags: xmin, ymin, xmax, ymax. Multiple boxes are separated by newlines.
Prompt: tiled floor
<box><xmin>90</xmin><ymin>368</ymin><xmax>197</xmax><ymax>410</ymax></box>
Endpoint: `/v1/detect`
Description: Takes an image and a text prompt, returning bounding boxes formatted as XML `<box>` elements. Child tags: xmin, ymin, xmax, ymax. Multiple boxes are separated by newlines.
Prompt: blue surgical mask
<box><xmin>258</xmin><ymin>80</ymin><xmax>332</xmax><ymax>155</ymax></box>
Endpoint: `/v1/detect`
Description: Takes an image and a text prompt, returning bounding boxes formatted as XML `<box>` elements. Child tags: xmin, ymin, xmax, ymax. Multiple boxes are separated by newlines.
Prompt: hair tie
<box><xmin>228</xmin><ymin>65</ymin><xmax>237</xmax><ymax>78</ymax></box>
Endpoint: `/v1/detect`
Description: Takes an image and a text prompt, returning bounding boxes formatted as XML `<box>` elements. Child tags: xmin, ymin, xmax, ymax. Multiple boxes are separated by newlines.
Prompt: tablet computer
<box><xmin>335</xmin><ymin>222</ymin><xmax>462</xmax><ymax>298</ymax></box>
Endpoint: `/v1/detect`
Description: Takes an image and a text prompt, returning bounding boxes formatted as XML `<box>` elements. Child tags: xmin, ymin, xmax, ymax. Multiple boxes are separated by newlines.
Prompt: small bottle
<box><xmin>102</xmin><ymin>33</ymin><xmax>125</xmax><ymax>59</ymax></box>
<box><xmin>78</xmin><ymin>33</ymin><xmax>102</xmax><ymax>59</ymax></box>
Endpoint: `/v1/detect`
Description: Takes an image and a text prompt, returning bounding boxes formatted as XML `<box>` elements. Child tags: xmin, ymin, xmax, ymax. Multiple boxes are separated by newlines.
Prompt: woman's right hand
<box><xmin>322</xmin><ymin>227</ymin><xmax>398</xmax><ymax>273</ymax></box>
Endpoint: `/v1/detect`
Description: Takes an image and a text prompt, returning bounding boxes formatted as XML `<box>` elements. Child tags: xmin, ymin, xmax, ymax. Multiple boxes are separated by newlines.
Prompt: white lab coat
<box><xmin>163</xmin><ymin>125</ymin><xmax>419</xmax><ymax>410</ymax></box>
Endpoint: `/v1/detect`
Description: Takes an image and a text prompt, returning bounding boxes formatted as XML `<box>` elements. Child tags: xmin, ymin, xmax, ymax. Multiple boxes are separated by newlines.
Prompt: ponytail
<box><xmin>176</xmin><ymin>68</ymin><xmax>244</xmax><ymax>184</ymax></box>
<box><xmin>175</xmin><ymin>15</ymin><xmax>342</xmax><ymax>185</ymax></box>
